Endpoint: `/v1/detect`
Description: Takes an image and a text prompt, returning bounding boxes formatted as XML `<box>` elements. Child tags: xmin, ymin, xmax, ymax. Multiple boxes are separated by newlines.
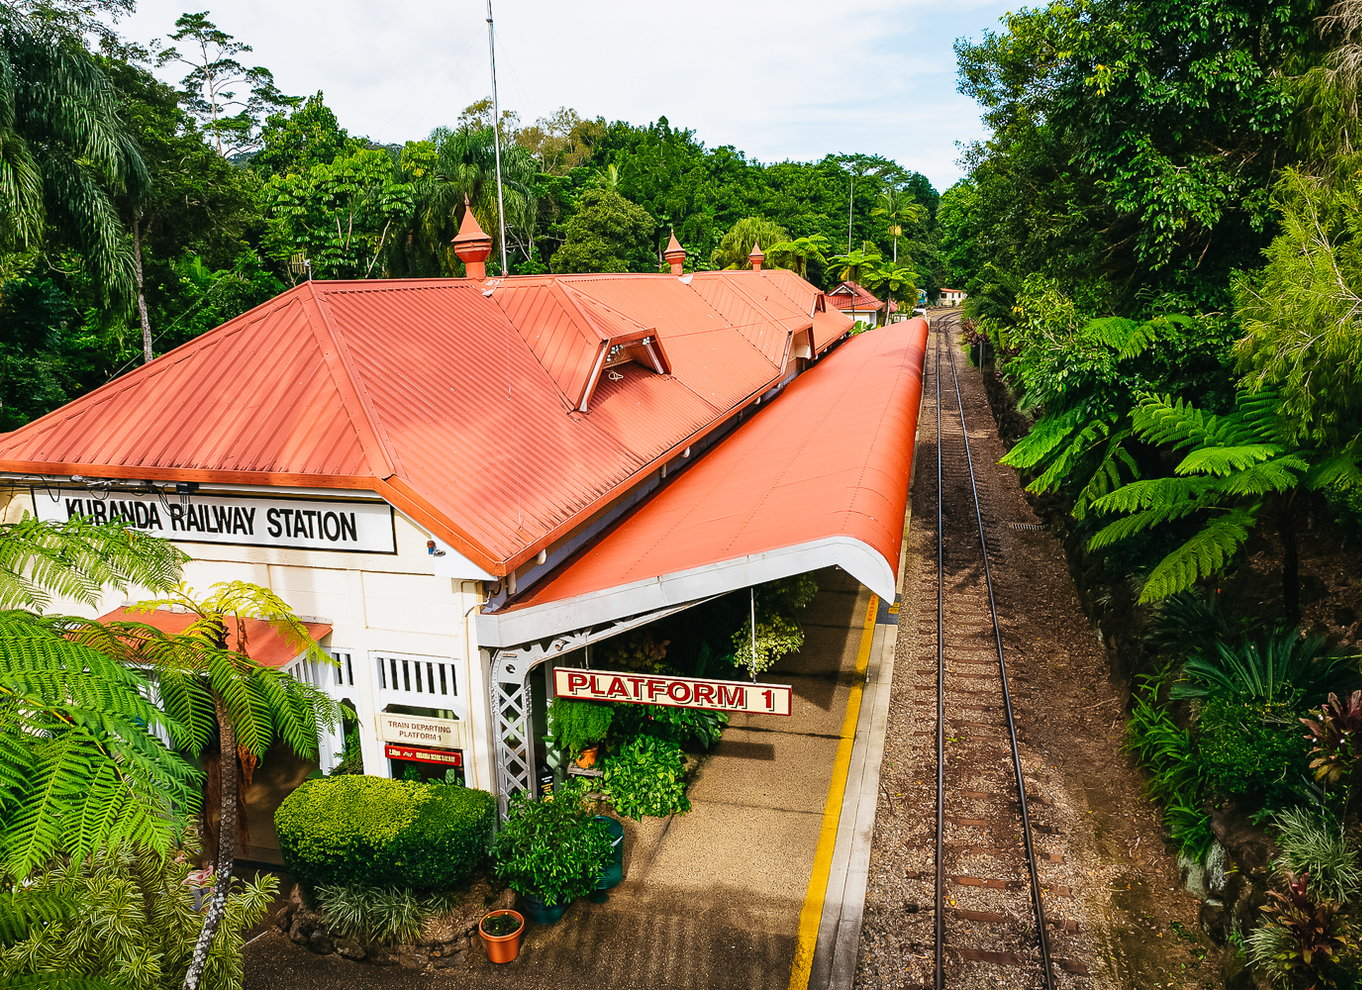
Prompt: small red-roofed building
<box><xmin>826</xmin><ymin>280</ymin><xmax>886</xmax><ymax>326</ymax></box>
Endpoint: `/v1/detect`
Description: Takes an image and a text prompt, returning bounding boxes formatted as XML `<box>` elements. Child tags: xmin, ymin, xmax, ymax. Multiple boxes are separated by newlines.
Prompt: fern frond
<box><xmin>1174</xmin><ymin>443</ymin><xmax>1279</xmax><ymax>477</ymax></box>
<box><xmin>1087</xmin><ymin>501</ymin><xmax>1211</xmax><ymax>549</ymax></box>
<box><xmin>1137</xmin><ymin>508</ymin><xmax>1258</xmax><ymax>603</ymax></box>
<box><xmin>1305</xmin><ymin>449</ymin><xmax>1362</xmax><ymax>491</ymax></box>
<box><xmin>1000</xmin><ymin>405</ymin><xmax>1088</xmax><ymax>470</ymax></box>
<box><xmin>1217</xmin><ymin>456</ymin><xmax>1308</xmax><ymax>496</ymax></box>
<box><xmin>1134</xmin><ymin>394</ymin><xmax>1255</xmax><ymax>451</ymax></box>
<box><xmin>1072</xmin><ymin>430</ymin><xmax>1137</xmax><ymax>520</ymax></box>
<box><xmin>1083</xmin><ymin>315</ymin><xmax>1161</xmax><ymax>359</ymax></box>
<box><xmin>1027</xmin><ymin>418</ymin><xmax>1113</xmax><ymax>494</ymax></box>
<box><xmin>1091</xmin><ymin>475</ymin><xmax>1216</xmax><ymax>515</ymax></box>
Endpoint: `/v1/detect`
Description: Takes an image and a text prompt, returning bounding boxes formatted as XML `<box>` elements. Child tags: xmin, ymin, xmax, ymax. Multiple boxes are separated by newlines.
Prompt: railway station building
<box><xmin>0</xmin><ymin>217</ymin><xmax>928</xmax><ymax>825</ymax></box>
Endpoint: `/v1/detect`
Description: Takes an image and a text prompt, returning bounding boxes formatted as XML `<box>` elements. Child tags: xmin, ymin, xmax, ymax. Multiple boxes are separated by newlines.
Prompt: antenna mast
<box><xmin>485</xmin><ymin>0</ymin><xmax>509</xmax><ymax>276</ymax></box>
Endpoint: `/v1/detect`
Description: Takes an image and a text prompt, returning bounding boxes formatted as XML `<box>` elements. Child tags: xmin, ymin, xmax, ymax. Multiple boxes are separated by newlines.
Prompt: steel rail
<box><xmin>940</xmin><ymin>319</ymin><xmax>1058</xmax><ymax>989</ymax></box>
<box><xmin>933</xmin><ymin>318</ymin><xmax>947</xmax><ymax>990</ymax></box>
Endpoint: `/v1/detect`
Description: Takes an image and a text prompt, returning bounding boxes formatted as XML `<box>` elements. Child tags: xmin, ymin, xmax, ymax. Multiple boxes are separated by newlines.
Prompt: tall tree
<box><xmin>161</xmin><ymin>12</ymin><xmax>294</xmax><ymax>158</ymax></box>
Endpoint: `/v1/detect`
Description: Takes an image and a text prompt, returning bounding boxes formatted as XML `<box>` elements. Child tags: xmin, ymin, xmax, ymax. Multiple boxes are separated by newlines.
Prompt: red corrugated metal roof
<box><xmin>98</xmin><ymin>606</ymin><xmax>332</xmax><ymax>668</ymax></box>
<box><xmin>828</xmin><ymin>281</ymin><xmax>884</xmax><ymax>313</ymax></box>
<box><xmin>484</xmin><ymin>319</ymin><xmax>928</xmax><ymax>642</ymax></box>
<box><xmin>0</xmin><ymin>270</ymin><xmax>847</xmax><ymax>575</ymax></box>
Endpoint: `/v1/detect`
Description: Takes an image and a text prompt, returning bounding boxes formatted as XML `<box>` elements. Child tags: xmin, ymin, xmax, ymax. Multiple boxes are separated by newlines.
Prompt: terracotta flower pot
<box><xmin>478</xmin><ymin>909</ymin><xmax>525</xmax><ymax>963</ymax></box>
<box><xmin>574</xmin><ymin>745</ymin><xmax>599</xmax><ymax>769</ymax></box>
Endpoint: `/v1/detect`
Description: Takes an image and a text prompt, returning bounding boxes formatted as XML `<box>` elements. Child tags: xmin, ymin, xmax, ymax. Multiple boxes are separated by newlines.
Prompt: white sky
<box><xmin>113</xmin><ymin>0</ymin><xmax>1013</xmax><ymax>193</ymax></box>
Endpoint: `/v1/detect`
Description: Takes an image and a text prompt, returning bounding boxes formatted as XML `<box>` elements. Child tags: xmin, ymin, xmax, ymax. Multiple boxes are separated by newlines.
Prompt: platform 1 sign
<box><xmin>384</xmin><ymin>744</ymin><xmax>463</xmax><ymax>767</ymax></box>
<box><xmin>553</xmin><ymin>667</ymin><xmax>792</xmax><ymax>716</ymax></box>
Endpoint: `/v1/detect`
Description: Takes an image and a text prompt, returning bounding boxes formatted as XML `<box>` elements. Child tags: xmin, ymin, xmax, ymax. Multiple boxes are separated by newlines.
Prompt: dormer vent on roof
<box><xmin>452</xmin><ymin>199</ymin><xmax>494</xmax><ymax>280</ymax></box>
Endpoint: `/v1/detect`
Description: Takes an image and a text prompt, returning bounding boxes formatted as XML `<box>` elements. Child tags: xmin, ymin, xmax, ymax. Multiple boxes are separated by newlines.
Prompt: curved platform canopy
<box><xmin>477</xmin><ymin>318</ymin><xmax>929</xmax><ymax>649</ymax></box>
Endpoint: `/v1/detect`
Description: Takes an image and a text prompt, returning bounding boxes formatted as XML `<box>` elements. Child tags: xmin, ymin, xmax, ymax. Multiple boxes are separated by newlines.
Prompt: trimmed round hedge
<box><xmin>276</xmin><ymin>776</ymin><xmax>495</xmax><ymax>892</ymax></box>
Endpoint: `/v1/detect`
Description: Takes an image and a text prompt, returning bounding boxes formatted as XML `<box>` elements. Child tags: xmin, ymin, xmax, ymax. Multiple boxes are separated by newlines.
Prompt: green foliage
<box><xmin>610</xmin><ymin>702</ymin><xmax>728</xmax><ymax>750</ymax></box>
<box><xmin>1171</xmin><ymin>630</ymin><xmax>1356</xmax><ymax>706</ymax></box>
<box><xmin>596</xmin><ymin>630</ymin><xmax>671</xmax><ymax>675</ymax></box>
<box><xmin>1272</xmin><ymin>807</ymin><xmax>1362</xmax><ymax>904</ymax></box>
<box><xmin>1089</xmin><ymin>387</ymin><xmax>1359</xmax><ymax>608</ymax></box>
<box><xmin>1125</xmin><ymin>676</ymin><xmax>1213</xmax><ymax>861</ymax></box>
<box><xmin>491</xmin><ymin>793</ymin><xmax>611</xmax><ymax>906</ymax></box>
<box><xmin>479</xmin><ymin>910</ymin><xmax>521</xmax><ymax>936</ymax></box>
<box><xmin>275</xmin><ymin>776</ymin><xmax>494</xmax><ymax>893</ymax></box>
<box><xmin>312</xmin><ymin>884</ymin><xmax>451</xmax><ymax>945</ymax></box>
<box><xmin>1196</xmin><ymin>697</ymin><xmax>1309</xmax><ymax>801</ymax></box>
<box><xmin>0</xmin><ymin>515</ymin><xmax>186</xmax><ymax>611</ymax></box>
<box><xmin>551</xmin><ymin>187</ymin><xmax>655</xmax><ymax>274</ymax></box>
<box><xmin>727</xmin><ymin>575</ymin><xmax>818</xmax><ymax>677</ymax></box>
<box><xmin>546</xmin><ymin>698</ymin><xmax>614</xmax><ymax>755</ymax></box>
<box><xmin>262</xmin><ymin>148</ymin><xmax>413</xmax><ymax>279</ymax></box>
<box><xmin>0</xmin><ymin>846</ymin><xmax>277</xmax><ymax>990</ymax></box>
<box><xmin>600</xmin><ymin>735</ymin><xmax>690</xmax><ymax>821</ymax></box>
<box><xmin>1237</xmin><ymin>164</ymin><xmax>1362</xmax><ymax>451</ymax></box>
<box><xmin>0</xmin><ymin>6</ymin><xmax>145</xmax><ymax>302</ymax></box>
<box><xmin>0</xmin><ymin>610</ymin><xmax>202</xmax><ymax>879</ymax></box>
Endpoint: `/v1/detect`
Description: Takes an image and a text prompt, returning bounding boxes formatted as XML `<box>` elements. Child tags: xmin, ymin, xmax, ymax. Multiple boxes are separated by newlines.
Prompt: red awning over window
<box><xmin>97</xmin><ymin>606</ymin><xmax>332</xmax><ymax>669</ymax></box>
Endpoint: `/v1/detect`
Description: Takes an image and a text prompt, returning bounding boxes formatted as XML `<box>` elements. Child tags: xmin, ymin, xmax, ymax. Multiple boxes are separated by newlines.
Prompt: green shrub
<box><xmin>1172</xmin><ymin>629</ymin><xmax>1357</xmax><ymax>707</ymax></box>
<box><xmin>276</xmin><ymin>776</ymin><xmax>495</xmax><ymax>892</ymax></box>
<box><xmin>313</xmin><ymin>884</ymin><xmax>451</xmax><ymax>944</ymax></box>
<box><xmin>492</xmin><ymin>793</ymin><xmax>611</xmax><ymax>907</ymax></box>
<box><xmin>1272</xmin><ymin>807</ymin><xmax>1362</xmax><ymax>903</ymax></box>
<box><xmin>1196</xmin><ymin>697</ymin><xmax>1308</xmax><ymax>802</ymax></box>
<box><xmin>602</xmin><ymin>734</ymin><xmax>691</xmax><ymax>820</ymax></box>
<box><xmin>547</xmin><ymin>698</ymin><xmax>614</xmax><ymax>754</ymax></box>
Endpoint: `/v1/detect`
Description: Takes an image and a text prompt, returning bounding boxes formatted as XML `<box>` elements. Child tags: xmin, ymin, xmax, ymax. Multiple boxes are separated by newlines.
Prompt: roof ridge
<box><xmin>299</xmin><ymin>282</ymin><xmax>401</xmax><ymax>481</ymax></box>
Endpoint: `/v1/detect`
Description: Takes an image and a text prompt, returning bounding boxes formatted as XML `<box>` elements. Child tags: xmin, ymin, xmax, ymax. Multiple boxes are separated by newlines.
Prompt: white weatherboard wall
<box><xmin>0</xmin><ymin>484</ymin><xmax>496</xmax><ymax>792</ymax></box>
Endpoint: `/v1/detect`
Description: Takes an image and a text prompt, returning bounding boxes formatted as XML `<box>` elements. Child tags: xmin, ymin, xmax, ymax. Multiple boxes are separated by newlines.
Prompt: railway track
<box><xmin>921</xmin><ymin>315</ymin><xmax>1089</xmax><ymax>990</ymax></box>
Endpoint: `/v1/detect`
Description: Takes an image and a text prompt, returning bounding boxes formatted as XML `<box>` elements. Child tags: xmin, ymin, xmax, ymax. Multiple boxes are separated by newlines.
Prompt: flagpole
<box><xmin>485</xmin><ymin>0</ymin><xmax>509</xmax><ymax>276</ymax></box>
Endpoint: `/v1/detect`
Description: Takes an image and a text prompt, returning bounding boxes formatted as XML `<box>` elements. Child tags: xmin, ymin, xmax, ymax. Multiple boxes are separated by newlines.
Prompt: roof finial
<box><xmin>748</xmin><ymin>241</ymin><xmax>765</xmax><ymax>272</ymax></box>
<box><xmin>452</xmin><ymin>197</ymin><xmax>494</xmax><ymax>280</ymax></box>
<box><xmin>663</xmin><ymin>229</ymin><xmax>686</xmax><ymax>276</ymax></box>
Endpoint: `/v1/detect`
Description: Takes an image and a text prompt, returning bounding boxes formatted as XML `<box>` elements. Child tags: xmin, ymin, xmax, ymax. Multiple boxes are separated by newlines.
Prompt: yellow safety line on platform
<box><xmin>787</xmin><ymin>594</ymin><xmax>878</xmax><ymax>990</ymax></box>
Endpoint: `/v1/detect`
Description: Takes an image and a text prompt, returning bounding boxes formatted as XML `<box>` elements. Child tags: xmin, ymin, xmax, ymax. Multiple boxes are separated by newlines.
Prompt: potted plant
<box><xmin>492</xmin><ymin>792</ymin><xmax>612</xmax><ymax>924</ymax></box>
<box><xmin>546</xmin><ymin>698</ymin><xmax>613</xmax><ymax>769</ymax></box>
<box><xmin>477</xmin><ymin>908</ymin><xmax>525</xmax><ymax>963</ymax></box>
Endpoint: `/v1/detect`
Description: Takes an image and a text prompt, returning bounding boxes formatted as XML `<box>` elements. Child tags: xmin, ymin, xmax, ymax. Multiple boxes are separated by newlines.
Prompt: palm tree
<box><xmin>121</xmin><ymin>582</ymin><xmax>337</xmax><ymax>990</ymax></box>
<box><xmin>0</xmin><ymin>7</ymin><xmax>146</xmax><ymax>301</ymax></box>
<box><xmin>394</xmin><ymin>125</ymin><xmax>538</xmax><ymax>276</ymax></box>
<box><xmin>871</xmin><ymin>188</ymin><xmax>927</xmax><ymax>264</ymax></box>
<box><xmin>827</xmin><ymin>243</ymin><xmax>884</xmax><ymax>286</ymax></box>
<box><xmin>766</xmin><ymin>233</ymin><xmax>831</xmax><ymax>281</ymax></box>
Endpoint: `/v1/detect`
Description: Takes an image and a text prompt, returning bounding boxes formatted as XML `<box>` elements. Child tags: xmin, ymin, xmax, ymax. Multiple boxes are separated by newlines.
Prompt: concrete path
<box><xmin>244</xmin><ymin>566</ymin><xmax>899</xmax><ymax>990</ymax></box>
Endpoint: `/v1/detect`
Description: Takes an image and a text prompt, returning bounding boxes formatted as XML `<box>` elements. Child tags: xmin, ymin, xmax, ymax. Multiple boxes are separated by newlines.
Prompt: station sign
<box><xmin>384</xmin><ymin>744</ymin><xmax>463</xmax><ymax>767</ymax></box>
<box><xmin>30</xmin><ymin>488</ymin><xmax>396</xmax><ymax>553</ymax></box>
<box><xmin>378</xmin><ymin>712</ymin><xmax>466</xmax><ymax>749</ymax></box>
<box><xmin>553</xmin><ymin>667</ymin><xmax>792</xmax><ymax>716</ymax></box>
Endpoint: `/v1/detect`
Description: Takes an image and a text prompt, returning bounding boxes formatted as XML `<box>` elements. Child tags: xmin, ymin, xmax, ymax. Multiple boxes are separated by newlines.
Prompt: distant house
<box><xmin>827</xmin><ymin>281</ymin><xmax>886</xmax><ymax>325</ymax></box>
<box><xmin>940</xmin><ymin>287</ymin><xmax>966</xmax><ymax>307</ymax></box>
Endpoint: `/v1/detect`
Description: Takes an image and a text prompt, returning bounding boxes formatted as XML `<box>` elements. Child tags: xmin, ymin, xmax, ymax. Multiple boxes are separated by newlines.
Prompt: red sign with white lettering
<box><xmin>553</xmin><ymin>667</ymin><xmax>792</xmax><ymax>716</ymax></box>
<box><xmin>384</xmin><ymin>744</ymin><xmax>463</xmax><ymax>766</ymax></box>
